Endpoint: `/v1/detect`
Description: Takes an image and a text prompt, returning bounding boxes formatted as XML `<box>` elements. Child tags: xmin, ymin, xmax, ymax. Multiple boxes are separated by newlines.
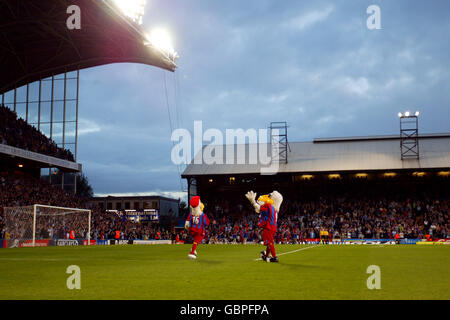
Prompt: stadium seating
<box><xmin>1</xmin><ymin>168</ymin><xmax>448</xmax><ymax>243</ymax></box>
<box><xmin>0</xmin><ymin>171</ymin><xmax>173</xmax><ymax>241</ymax></box>
<box><xmin>0</xmin><ymin>105</ymin><xmax>75</xmax><ymax>162</ymax></box>
<box><xmin>1</xmin><ymin>167</ymin><xmax>448</xmax><ymax>244</ymax></box>
<box><xmin>0</xmin><ymin>105</ymin><xmax>175</xmax><ymax>243</ymax></box>
<box><xmin>203</xmin><ymin>196</ymin><xmax>449</xmax><ymax>244</ymax></box>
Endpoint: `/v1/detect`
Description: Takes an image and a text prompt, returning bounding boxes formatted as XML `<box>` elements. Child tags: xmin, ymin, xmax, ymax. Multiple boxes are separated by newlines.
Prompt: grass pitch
<box><xmin>0</xmin><ymin>244</ymin><xmax>448</xmax><ymax>300</ymax></box>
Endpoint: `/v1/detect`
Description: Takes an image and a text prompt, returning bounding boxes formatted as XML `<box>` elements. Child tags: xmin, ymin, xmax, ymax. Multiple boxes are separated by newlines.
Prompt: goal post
<box><xmin>3</xmin><ymin>204</ymin><xmax>91</xmax><ymax>248</ymax></box>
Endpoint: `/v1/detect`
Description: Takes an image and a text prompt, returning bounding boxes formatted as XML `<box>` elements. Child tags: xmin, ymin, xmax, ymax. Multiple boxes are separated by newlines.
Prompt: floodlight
<box><xmin>400</xmin><ymin>110</ymin><xmax>420</xmax><ymax>159</ymax></box>
<box><xmin>112</xmin><ymin>0</ymin><xmax>146</xmax><ymax>25</ymax></box>
<box><xmin>398</xmin><ymin>112</ymin><xmax>403</xmax><ymax>118</ymax></box>
<box><xmin>146</xmin><ymin>28</ymin><xmax>178</xmax><ymax>58</ymax></box>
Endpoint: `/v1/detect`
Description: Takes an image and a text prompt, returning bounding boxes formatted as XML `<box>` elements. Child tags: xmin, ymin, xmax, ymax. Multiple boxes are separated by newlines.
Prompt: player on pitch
<box><xmin>185</xmin><ymin>195</ymin><xmax>210</xmax><ymax>260</ymax></box>
<box><xmin>245</xmin><ymin>190</ymin><xmax>283</xmax><ymax>262</ymax></box>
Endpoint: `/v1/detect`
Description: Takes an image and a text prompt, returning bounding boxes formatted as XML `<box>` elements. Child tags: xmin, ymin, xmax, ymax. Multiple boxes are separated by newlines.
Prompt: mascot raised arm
<box><xmin>245</xmin><ymin>190</ymin><xmax>283</xmax><ymax>262</ymax></box>
<box><xmin>185</xmin><ymin>196</ymin><xmax>210</xmax><ymax>260</ymax></box>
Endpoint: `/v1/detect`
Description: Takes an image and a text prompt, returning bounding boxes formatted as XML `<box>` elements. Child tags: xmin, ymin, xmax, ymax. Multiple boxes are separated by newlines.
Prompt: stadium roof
<box><xmin>92</xmin><ymin>195</ymin><xmax>179</xmax><ymax>202</ymax></box>
<box><xmin>0</xmin><ymin>0</ymin><xmax>177</xmax><ymax>94</ymax></box>
<box><xmin>182</xmin><ymin>133</ymin><xmax>450</xmax><ymax>177</ymax></box>
<box><xmin>0</xmin><ymin>143</ymin><xmax>81</xmax><ymax>172</ymax></box>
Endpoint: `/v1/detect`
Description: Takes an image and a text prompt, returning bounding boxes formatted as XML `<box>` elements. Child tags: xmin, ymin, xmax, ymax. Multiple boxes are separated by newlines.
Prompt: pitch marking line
<box><xmin>0</xmin><ymin>258</ymin><xmax>61</xmax><ymax>261</ymax></box>
<box><xmin>253</xmin><ymin>245</ymin><xmax>319</xmax><ymax>261</ymax></box>
<box><xmin>0</xmin><ymin>258</ymin><xmax>146</xmax><ymax>262</ymax></box>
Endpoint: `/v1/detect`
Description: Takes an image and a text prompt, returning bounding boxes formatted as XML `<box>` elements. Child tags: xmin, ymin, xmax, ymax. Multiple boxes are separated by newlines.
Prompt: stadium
<box><xmin>0</xmin><ymin>0</ymin><xmax>449</xmax><ymax>306</ymax></box>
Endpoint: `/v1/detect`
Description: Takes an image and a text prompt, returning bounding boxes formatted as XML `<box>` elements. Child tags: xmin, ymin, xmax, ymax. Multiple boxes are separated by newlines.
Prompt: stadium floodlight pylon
<box><xmin>269</xmin><ymin>122</ymin><xmax>291</xmax><ymax>164</ymax></box>
<box><xmin>3</xmin><ymin>205</ymin><xmax>91</xmax><ymax>248</ymax></box>
<box><xmin>398</xmin><ymin>111</ymin><xmax>420</xmax><ymax>160</ymax></box>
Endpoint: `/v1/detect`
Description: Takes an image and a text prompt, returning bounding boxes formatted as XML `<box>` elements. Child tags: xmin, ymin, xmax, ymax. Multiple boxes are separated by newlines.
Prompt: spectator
<box><xmin>0</xmin><ymin>105</ymin><xmax>75</xmax><ymax>162</ymax></box>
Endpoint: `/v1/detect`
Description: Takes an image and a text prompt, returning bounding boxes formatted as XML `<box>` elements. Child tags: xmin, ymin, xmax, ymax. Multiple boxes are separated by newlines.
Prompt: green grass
<box><xmin>0</xmin><ymin>244</ymin><xmax>448</xmax><ymax>300</ymax></box>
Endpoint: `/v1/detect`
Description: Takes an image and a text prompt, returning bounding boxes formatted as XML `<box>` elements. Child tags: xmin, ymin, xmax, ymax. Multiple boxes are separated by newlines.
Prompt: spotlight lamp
<box><xmin>111</xmin><ymin>0</ymin><xmax>147</xmax><ymax>25</ymax></box>
<box><xmin>398</xmin><ymin>110</ymin><xmax>420</xmax><ymax>118</ymax></box>
<box><xmin>145</xmin><ymin>28</ymin><xmax>179</xmax><ymax>59</ymax></box>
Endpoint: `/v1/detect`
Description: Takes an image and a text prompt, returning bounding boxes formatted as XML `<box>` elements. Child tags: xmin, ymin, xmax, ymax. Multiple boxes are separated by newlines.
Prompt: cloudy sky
<box><xmin>64</xmin><ymin>0</ymin><xmax>450</xmax><ymax>199</ymax></box>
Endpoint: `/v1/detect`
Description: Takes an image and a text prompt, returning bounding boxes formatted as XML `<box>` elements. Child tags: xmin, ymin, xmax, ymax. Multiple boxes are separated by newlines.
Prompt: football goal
<box><xmin>2</xmin><ymin>204</ymin><xmax>91</xmax><ymax>248</ymax></box>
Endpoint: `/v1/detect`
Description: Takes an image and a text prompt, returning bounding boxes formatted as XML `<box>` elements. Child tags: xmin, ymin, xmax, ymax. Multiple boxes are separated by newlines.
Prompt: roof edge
<box><xmin>313</xmin><ymin>133</ymin><xmax>450</xmax><ymax>143</ymax></box>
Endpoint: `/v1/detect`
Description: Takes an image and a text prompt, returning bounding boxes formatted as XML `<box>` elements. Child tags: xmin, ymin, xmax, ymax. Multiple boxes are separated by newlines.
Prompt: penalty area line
<box><xmin>253</xmin><ymin>245</ymin><xmax>319</xmax><ymax>261</ymax></box>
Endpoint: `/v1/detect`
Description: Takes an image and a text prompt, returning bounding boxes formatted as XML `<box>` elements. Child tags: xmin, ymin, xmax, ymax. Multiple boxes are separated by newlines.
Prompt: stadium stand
<box><xmin>182</xmin><ymin>134</ymin><xmax>450</xmax><ymax>244</ymax></box>
<box><xmin>0</xmin><ymin>0</ymin><xmax>180</xmax><ymax>247</ymax></box>
<box><xmin>202</xmin><ymin>196</ymin><xmax>449</xmax><ymax>244</ymax></box>
<box><xmin>0</xmin><ymin>105</ymin><xmax>75</xmax><ymax>161</ymax></box>
<box><xmin>1</xmin><ymin>169</ymin><xmax>448</xmax><ymax>245</ymax></box>
<box><xmin>0</xmin><ymin>105</ymin><xmax>174</xmax><ymax>243</ymax></box>
<box><xmin>0</xmin><ymin>171</ymin><xmax>174</xmax><ymax>242</ymax></box>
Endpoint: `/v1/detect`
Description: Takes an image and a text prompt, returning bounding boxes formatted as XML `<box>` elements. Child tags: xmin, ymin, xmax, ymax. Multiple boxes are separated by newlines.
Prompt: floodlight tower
<box><xmin>269</xmin><ymin>122</ymin><xmax>291</xmax><ymax>164</ymax></box>
<box><xmin>398</xmin><ymin>111</ymin><xmax>420</xmax><ymax>160</ymax></box>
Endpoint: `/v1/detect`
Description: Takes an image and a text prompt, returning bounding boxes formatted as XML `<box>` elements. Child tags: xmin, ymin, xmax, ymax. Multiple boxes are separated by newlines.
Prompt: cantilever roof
<box><xmin>0</xmin><ymin>0</ymin><xmax>177</xmax><ymax>94</ymax></box>
<box><xmin>181</xmin><ymin>133</ymin><xmax>450</xmax><ymax>177</ymax></box>
<box><xmin>0</xmin><ymin>143</ymin><xmax>81</xmax><ymax>172</ymax></box>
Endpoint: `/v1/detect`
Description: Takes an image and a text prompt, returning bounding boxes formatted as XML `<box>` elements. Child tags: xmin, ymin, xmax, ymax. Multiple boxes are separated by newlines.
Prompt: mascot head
<box><xmin>256</xmin><ymin>191</ymin><xmax>283</xmax><ymax>212</ymax></box>
<box><xmin>190</xmin><ymin>196</ymin><xmax>204</xmax><ymax>217</ymax></box>
<box><xmin>257</xmin><ymin>194</ymin><xmax>274</xmax><ymax>206</ymax></box>
<box><xmin>269</xmin><ymin>191</ymin><xmax>283</xmax><ymax>212</ymax></box>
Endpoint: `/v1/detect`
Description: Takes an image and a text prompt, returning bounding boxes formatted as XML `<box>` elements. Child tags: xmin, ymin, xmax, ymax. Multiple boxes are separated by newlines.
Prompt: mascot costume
<box><xmin>185</xmin><ymin>196</ymin><xmax>210</xmax><ymax>260</ymax></box>
<box><xmin>245</xmin><ymin>190</ymin><xmax>283</xmax><ymax>262</ymax></box>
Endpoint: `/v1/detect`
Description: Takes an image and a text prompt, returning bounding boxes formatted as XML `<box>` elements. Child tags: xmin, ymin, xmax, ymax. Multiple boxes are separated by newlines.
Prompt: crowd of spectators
<box><xmin>1</xmin><ymin>170</ymin><xmax>448</xmax><ymax>244</ymax></box>
<box><xmin>0</xmin><ymin>171</ymin><xmax>171</xmax><ymax>242</ymax></box>
<box><xmin>201</xmin><ymin>195</ymin><xmax>449</xmax><ymax>244</ymax></box>
<box><xmin>0</xmin><ymin>105</ymin><xmax>75</xmax><ymax>162</ymax></box>
<box><xmin>90</xmin><ymin>210</ymin><xmax>173</xmax><ymax>241</ymax></box>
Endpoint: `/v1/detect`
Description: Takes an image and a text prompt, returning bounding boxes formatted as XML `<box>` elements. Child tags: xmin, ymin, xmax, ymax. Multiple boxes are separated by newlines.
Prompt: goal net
<box><xmin>2</xmin><ymin>205</ymin><xmax>91</xmax><ymax>248</ymax></box>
